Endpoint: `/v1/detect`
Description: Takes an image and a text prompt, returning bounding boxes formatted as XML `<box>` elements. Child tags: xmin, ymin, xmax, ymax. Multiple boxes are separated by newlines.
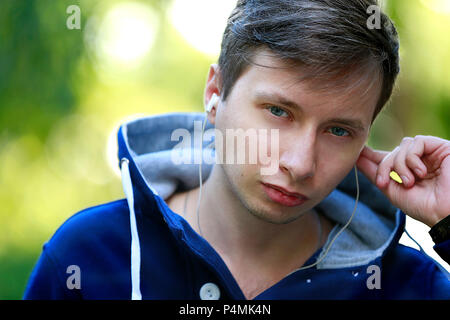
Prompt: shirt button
<box><xmin>199</xmin><ymin>282</ymin><xmax>220</xmax><ymax>300</ymax></box>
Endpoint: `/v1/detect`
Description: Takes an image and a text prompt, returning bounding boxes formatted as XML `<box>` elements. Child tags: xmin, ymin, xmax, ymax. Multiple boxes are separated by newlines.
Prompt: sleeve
<box><xmin>23</xmin><ymin>248</ymin><xmax>80</xmax><ymax>300</ymax></box>
<box><xmin>433</xmin><ymin>240</ymin><xmax>450</xmax><ymax>265</ymax></box>
<box><xmin>430</xmin><ymin>227</ymin><xmax>450</xmax><ymax>299</ymax></box>
<box><xmin>429</xmin><ymin>214</ymin><xmax>450</xmax><ymax>264</ymax></box>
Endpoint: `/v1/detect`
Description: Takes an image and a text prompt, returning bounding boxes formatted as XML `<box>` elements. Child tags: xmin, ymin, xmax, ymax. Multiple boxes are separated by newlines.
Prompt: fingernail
<box><xmin>414</xmin><ymin>168</ymin><xmax>422</xmax><ymax>176</ymax></box>
<box><xmin>401</xmin><ymin>175</ymin><xmax>409</xmax><ymax>185</ymax></box>
<box><xmin>376</xmin><ymin>174</ymin><xmax>383</xmax><ymax>186</ymax></box>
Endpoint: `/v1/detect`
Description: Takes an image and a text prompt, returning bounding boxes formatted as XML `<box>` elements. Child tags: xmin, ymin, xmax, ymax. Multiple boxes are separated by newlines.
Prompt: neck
<box><xmin>193</xmin><ymin>165</ymin><xmax>324</xmax><ymax>266</ymax></box>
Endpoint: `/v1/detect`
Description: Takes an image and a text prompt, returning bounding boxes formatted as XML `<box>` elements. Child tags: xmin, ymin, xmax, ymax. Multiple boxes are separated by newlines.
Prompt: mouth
<box><xmin>261</xmin><ymin>182</ymin><xmax>309</xmax><ymax>207</ymax></box>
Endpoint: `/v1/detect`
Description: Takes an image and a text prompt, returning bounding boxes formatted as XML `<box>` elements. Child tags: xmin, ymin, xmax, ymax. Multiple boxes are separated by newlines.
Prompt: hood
<box><xmin>117</xmin><ymin>112</ymin><xmax>405</xmax><ymax>299</ymax></box>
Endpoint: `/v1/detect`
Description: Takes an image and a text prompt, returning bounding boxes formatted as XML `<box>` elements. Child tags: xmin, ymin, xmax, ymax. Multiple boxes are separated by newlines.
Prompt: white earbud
<box><xmin>205</xmin><ymin>93</ymin><xmax>219</xmax><ymax>113</ymax></box>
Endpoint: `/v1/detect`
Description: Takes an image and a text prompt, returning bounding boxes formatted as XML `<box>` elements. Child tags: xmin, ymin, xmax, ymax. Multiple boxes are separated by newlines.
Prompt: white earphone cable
<box><xmin>296</xmin><ymin>165</ymin><xmax>360</xmax><ymax>270</ymax></box>
<box><xmin>196</xmin><ymin>95</ymin><xmax>360</xmax><ymax>270</ymax></box>
<box><xmin>196</xmin><ymin>113</ymin><xmax>209</xmax><ymax>237</ymax></box>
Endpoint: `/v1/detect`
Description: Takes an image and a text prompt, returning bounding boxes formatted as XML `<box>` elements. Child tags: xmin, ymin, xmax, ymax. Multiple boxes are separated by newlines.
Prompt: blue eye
<box><xmin>269</xmin><ymin>106</ymin><xmax>289</xmax><ymax>118</ymax></box>
<box><xmin>329</xmin><ymin>127</ymin><xmax>350</xmax><ymax>137</ymax></box>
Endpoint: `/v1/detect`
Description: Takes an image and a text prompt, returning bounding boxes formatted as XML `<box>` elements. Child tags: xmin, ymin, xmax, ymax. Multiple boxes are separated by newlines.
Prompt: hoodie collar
<box><xmin>117</xmin><ymin>112</ymin><xmax>405</xmax><ymax>270</ymax></box>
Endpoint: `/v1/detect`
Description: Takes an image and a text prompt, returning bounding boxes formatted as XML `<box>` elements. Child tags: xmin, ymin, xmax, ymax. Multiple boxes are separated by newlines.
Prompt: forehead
<box><xmin>234</xmin><ymin>50</ymin><xmax>382</xmax><ymax>119</ymax></box>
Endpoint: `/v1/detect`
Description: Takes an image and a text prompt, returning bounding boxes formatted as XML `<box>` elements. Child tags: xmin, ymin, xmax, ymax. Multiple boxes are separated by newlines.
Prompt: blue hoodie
<box><xmin>24</xmin><ymin>113</ymin><xmax>450</xmax><ymax>300</ymax></box>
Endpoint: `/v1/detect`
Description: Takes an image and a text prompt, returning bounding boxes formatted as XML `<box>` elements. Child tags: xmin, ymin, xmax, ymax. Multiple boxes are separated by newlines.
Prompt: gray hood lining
<box><xmin>119</xmin><ymin>112</ymin><xmax>403</xmax><ymax>269</ymax></box>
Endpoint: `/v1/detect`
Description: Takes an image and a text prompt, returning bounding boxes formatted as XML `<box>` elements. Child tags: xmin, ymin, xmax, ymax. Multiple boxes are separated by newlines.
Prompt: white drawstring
<box><xmin>121</xmin><ymin>158</ymin><xmax>142</xmax><ymax>300</ymax></box>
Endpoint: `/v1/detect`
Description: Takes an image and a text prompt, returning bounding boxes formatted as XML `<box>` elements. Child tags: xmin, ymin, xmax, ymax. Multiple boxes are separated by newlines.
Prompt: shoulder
<box><xmin>381</xmin><ymin>243</ymin><xmax>450</xmax><ymax>299</ymax></box>
<box><xmin>44</xmin><ymin>199</ymin><xmax>131</xmax><ymax>258</ymax></box>
<box><xmin>51</xmin><ymin>199</ymin><xmax>130</xmax><ymax>237</ymax></box>
<box><xmin>386</xmin><ymin>243</ymin><xmax>433</xmax><ymax>265</ymax></box>
<box><xmin>24</xmin><ymin>199</ymin><xmax>136</xmax><ymax>299</ymax></box>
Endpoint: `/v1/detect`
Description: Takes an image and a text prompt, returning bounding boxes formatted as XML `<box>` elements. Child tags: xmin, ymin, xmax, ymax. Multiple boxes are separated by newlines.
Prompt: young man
<box><xmin>24</xmin><ymin>0</ymin><xmax>450</xmax><ymax>299</ymax></box>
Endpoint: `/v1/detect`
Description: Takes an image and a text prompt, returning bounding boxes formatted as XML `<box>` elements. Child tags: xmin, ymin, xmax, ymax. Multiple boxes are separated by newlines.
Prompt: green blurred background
<box><xmin>0</xmin><ymin>0</ymin><xmax>449</xmax><ymax>299</ymax></box>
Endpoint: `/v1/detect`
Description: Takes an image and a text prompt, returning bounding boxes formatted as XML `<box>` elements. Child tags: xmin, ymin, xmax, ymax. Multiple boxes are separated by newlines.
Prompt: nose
<box><xmin>279</xmin><ymin>130</ymin><xmax>317</xmax><ymax>181</ymax></box>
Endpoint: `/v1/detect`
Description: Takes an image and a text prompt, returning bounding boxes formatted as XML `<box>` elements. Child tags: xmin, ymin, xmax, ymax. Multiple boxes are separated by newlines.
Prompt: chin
<box><xmin>247</xmin><ymin>203</ymin><xmax>304</xmax><ymax>225</ymax></box>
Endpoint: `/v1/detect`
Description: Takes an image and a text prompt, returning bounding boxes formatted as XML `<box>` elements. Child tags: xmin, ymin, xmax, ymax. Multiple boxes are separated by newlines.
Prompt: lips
<box><xmin>261</xmin><ymin>182</ymin><xmax>309</xmax><ymax>207</ymax></box>
<box><xmin>263</xmin><ymin>183</ymin><xmax>308</xmax><ymax>198</ymax></box>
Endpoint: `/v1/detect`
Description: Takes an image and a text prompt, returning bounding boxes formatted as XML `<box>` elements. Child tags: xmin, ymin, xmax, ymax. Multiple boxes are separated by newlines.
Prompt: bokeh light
<box><xmin>169</xmin><ymin>0</ymin><xmax>237</xmax><ymax>57</ymax></box>
<box><xmin>421</xmin><ymin>0</ymin><xmax>450</xmax><ymax>14</ymax></box>
<box><xmin>85</xmin><ymin>1</ymin><xmax>159</xmax><ymax>73</ymax></box>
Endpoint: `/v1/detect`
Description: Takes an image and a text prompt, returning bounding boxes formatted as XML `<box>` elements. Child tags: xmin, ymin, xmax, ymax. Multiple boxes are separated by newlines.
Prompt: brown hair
<box><xmin>218</xmin><ymin>0</ymin><xmax>400</xmax><ymax>122</ymax></box>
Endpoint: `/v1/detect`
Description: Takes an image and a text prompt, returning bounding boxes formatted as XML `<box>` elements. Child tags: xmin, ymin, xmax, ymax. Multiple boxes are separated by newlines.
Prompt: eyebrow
<box><xmin>254</xmin><ymin>91</ymin><xmax>367</xmax><ymax>132</ymax></box>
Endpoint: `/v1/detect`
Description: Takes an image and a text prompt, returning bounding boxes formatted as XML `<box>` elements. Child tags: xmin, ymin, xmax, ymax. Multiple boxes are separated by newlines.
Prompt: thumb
<box><xmin>356</xmin><ymin>152</ymin><xmax>378</xmax><ymax>186</ymax></box>
<box><xmin>359</xmin><ymin>145</ymin><xmax>389</xmax><ymax>165</ymax></box>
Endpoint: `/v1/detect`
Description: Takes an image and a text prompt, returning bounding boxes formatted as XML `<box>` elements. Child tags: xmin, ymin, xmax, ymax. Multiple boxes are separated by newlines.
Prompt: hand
<box><xmin>356</xmin><ymin>135</ymin><xmax>450</xmax><ymax>228</ymax></box>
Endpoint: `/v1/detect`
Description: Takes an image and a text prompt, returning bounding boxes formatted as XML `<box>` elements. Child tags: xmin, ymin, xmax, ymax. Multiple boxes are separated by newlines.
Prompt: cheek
<box><xmin>334</xmin><ymin>149</ymin><xmax>355</xmax><ymax>165</ymax></box>
<box><xmin>222</xmin><ymin>163</ymin><xmax>260</xmax><ymax>192</ymax></box>
<box><xmin>318</xmin><ymin>145</ymin><xmax>361</xmax><ymax>183</ymax></box>
<box><xmin>321</xmin><ymin>137</ymin><xmax>363</xmax><ymax>163</ymax></box>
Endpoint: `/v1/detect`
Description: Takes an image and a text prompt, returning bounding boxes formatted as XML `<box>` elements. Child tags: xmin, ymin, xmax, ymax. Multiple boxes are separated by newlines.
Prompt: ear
<box><xmin>204</xmin><ymin>64</ymin><xmax>221</xmax><ymax>125</ymax></box>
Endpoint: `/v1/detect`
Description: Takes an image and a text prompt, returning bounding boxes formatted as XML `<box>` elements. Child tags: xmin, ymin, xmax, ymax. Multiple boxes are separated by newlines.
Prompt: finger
<box><xmin>356</xmin><ymin>153</ymin><xmax>378</xmax><ymax>185</ymax></box>
<box><xmin>404</xmin><ymin>135</ymin><xmax>450</xmax><ymax>176</ymax></box>
<box><xmin>405</xmin><ymin>139</ymin><xmax>428</xmax><ymax>179</ymax></box>
<box><xmin>392</xmin><ymin>137</ymin><xmax>416</xmax><ymax>187</ymax></box>
<box><xmin>413</xmin><ymin>135</ymin><xmax>449</xmax><ymax>157</ymax></box>
<box><xmin>376</xmin><ymin>146</ymin><xmax>399</xmax><ymax>188</ymax></box>
<box><xmin>359</xmin><ymin>145</ymin><xmax>389</xmax><ymax>165</ymax></box>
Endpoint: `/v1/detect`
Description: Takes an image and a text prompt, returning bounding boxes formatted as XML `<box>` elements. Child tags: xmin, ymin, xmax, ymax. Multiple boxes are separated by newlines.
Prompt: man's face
<box><xmin>211</xmin><ymin>50</ymin><xmax>381</xmax><ymax>224</ymax></box>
